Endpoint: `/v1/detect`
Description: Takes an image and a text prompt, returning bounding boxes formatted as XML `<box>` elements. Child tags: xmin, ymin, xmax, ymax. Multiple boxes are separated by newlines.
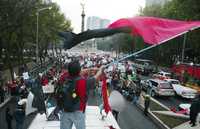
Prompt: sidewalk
<box><xmin>173</xmin><ymin>121</ymin><xmax>200</xmax><ymax>129</ymax></box>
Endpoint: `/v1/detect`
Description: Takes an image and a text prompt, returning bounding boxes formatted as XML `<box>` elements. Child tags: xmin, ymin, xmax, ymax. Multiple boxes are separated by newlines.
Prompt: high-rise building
<box><xmin>145</xmin><ymin>0</ymin><xmax>170</xmax><ymax>7</ymax></box>
<box><xmin>85</xmin><ymin>16</ymin><xmax>111</xmax><ymax>51</ymax></box>
<box><xmin>86</xmin><ymin>16</ymin><xmax>110</xmax><ymax>30</ymax></box>
<box><xmin>100</xmin><ymin>19</ymin><xmax>110</xmax><ymax>28</ymax></box>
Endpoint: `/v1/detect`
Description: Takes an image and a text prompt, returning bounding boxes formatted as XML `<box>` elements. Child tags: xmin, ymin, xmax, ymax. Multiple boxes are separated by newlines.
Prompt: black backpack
<box><xmin>56</xmin><ymin>77</ymin><xmax>82</xmax><ymax>112</ymax></box>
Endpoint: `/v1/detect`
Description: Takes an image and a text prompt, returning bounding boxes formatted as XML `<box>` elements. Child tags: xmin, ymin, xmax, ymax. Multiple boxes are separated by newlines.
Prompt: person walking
<box><xmin>6</xmin><ymin>107</ymin><xmax>13</xmax><ymax>129</ymax></box>
<box><xmin>60</xmin><ymin>60</ymin><xmax>104</xmax><ymax>129</ymax></box>
<box><xmin>0</xmin><ymin>86</ymin><xmax>5</xmax><ymax>103</ymax></box>
<box><xmin>14</xmin><ymin>98</ymin><xmax>26</xmax><ymax>129</ymax></box>
<box><xmin>189</xmin><ymin>94</ymin><xmax>200</xmax><ymax>127</ymax></box>
<box><xmin>144</xmin><ymin>95</ymin><xmax>150</xmax><ymax>116</ymax></box>
<box><xmin>132</xmin><ymin>85</ymin><xmax>142</xmax><ymax>105</ymax></box>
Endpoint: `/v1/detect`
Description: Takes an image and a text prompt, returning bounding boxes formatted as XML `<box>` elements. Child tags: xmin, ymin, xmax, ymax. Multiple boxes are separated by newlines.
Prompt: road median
<box><xmin>137</xmin><ymin>93</ymin><xmax>190</xmax><ymax>129</ymax></box>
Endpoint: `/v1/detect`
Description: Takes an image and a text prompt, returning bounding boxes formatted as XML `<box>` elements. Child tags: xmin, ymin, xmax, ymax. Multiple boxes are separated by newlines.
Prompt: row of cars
<box><xmin>113</xmin><ymin>58</ymin><xmax>198</xmax><ymax>99</ymax></box>
<box><xmin>141</xmin><ymin>71</ymin><xmax>198</xmax><ymax>99</ymax></box>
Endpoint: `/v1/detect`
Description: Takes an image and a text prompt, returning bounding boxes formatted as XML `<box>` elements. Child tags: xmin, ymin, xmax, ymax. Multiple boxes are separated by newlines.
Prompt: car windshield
<box><xmin>171</xmin><ymin>80</ymin><xmax>180</xmax><ymax>84</ymax></box>
<box><xmin>165</xmin><ymin>73</ymin><xmax>171</xmax><ymax>77</ymax></box>
<box><xmin>159</xmin><ymin>83</ymin><xmax>172</xmax><ymax>89</ymax></box>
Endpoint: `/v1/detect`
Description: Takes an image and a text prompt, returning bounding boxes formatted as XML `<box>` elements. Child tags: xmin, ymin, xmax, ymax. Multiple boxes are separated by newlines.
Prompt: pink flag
<box><xmin>108</xmin><ymin>16</ymin><xmax>200</xmax><ymax>44</ymax></box>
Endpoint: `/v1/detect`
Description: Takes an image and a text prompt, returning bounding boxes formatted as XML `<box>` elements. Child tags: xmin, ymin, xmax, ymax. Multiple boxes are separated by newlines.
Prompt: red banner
<box><xmin>109</xmin><ymin>16</ymin><xmax>200</xmax><ymax>44</ymax></box>
<box><xmin>171</xmin><ymin>64</ymin><xmax>200</xmax><ymax>79</ymax></box>
<box><xmin>102</xmin><ymin>77</ymin><xmax>111</xmax><ymax>114</ymax></box>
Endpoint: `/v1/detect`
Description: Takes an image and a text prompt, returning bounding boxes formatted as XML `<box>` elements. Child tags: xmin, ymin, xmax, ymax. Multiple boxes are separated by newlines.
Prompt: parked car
<box><xmin>164</xmin><ymin>79</ymin><xmax>197</xmax><ymax>99</ymax></box>
<box><xmin>141</xmin><ymin>79</ymin><xmax>175</xmax><ymax>97</ymax></box>
<box><xmin>152</xmin><ymin>71</ymin><xmax>171</xmax><ymax>80</ymax></box>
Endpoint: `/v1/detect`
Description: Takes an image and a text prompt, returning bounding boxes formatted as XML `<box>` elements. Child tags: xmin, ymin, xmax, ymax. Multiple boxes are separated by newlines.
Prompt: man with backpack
<box><xmin>59</xmin><ymin>60</ymin><xmax>104</xmax><ymax>129</ymax></box>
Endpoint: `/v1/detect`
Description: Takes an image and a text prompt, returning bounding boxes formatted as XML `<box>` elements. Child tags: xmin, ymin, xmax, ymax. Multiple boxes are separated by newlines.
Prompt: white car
<box><xmin>164</xmin><ymin>79</ymin><xmax>197</xmax><ymax>99</ymax></box>
<box><xmin>153</xmin><ymin>71</ymin><xmax>171</xmax><ymax>80</ymax></box>
<box><xmin>141</xmin><ymin>79</ymin><xmax>175</xmax><ymax>97</ymax></box>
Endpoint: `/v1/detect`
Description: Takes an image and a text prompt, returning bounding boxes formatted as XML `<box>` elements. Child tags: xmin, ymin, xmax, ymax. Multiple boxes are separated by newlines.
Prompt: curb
<box><xmin>149</xmin><ymin>111</ymin><xmax>171</xmax><ymax>129</ymax></box>
<box><xmin>136</xmin><ymin>102</ymin><xmax>171</xmax><ymax>129</ymax></box>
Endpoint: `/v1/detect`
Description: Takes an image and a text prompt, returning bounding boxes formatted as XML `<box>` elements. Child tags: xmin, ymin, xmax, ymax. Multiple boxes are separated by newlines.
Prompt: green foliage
<box><xmin>139</xmin><ymin>0</ymin><xmax>200</xmax><ymax>66</ymax></box>
<box><xmin>97</xmin><ymin>33</ymin><xmax>136</xmax><ymax>55</ymax></box>
<box><xmin>98</xmin><ymin>0</ymin><xmax>200</xmax><ymax>65</ymax></box>
<box><xmin>0</xmin><ymin>0</ymin><xmax>72</xmax><ymax>80</ymax></box>
<box><xmin>154</xmin><ymin>113</ymin><xmax>188</xmax><ymax>128</ymax></box>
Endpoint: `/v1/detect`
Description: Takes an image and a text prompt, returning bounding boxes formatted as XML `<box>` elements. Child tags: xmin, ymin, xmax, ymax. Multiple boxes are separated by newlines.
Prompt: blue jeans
<box><xmin>132</xmin><ymin>95</ymin><xmax>139</xmax><ymax>104</ymax></box>
<box><xmin>60</xmin><ymin>111</ymin><xmax>85</xmax><ymax>129</ymax></box>
<box><xmin>16</xmin><ymin>122</ymin><xmax>23</xmax><ymax>129</ymax></box>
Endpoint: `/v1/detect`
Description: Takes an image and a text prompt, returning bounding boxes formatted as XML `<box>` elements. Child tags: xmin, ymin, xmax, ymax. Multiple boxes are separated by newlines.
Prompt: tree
<box><xmin>0</xmin><ymin>0</ymin><xmax>72</xmax><ymax>80</ymax></box>
<box><xmin>139</xmin><ymin>0</ymin><xmax>200</xmax><ymax>66</ymax></box>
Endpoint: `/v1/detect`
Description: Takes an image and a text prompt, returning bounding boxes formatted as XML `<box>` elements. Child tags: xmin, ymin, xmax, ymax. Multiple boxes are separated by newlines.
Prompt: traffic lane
<box><xmin>140</xmin><ymin>75</ymin><xmax>192</xmax><ymax>109</ymax></box>
<box><xmin>154</xmin><ymin>95</ymin><xmax>192</xmax><ymax>109</ymax></box>
<box><xmin>118</xmin><ymin>101</ymin><xmax>159</xmax><ymax>129</ymax></box>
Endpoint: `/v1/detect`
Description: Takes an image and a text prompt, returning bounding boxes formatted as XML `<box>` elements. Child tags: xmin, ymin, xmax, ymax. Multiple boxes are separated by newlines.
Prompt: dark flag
<box><xmin>58</xmin><ymin>27</ymin><xmax>131</xmax><ymax>49</ymax></box>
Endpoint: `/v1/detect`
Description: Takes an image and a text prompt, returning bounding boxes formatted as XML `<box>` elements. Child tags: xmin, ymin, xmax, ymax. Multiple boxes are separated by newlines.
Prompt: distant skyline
<box><xmin>87</xmin><ymin>16</ymin><xmax>110</xmax><ymax>30</ymax></box>
<box><xmin>52</xmin><ymin>0</ymin><xmax>145</xmax><ymax>33</ymax></box>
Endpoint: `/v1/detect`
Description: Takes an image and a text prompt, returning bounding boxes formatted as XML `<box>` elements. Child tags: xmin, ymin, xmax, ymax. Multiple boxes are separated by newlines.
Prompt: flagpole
<box><xmin>105</xmin><ymin>43</ymin><xmax>159</xmax><ymax>67</ymax></box>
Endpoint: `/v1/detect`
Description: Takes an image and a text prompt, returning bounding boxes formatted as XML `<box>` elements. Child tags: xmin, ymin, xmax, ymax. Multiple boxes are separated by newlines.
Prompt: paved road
<box><xmin>118</xmin><ymin>101</ymin><xmax>159</xmax><ymax>129</ymax></box>
<box><xmin>88</xmin><ymin>90</ymin><xmax>159</xmax><ymax>129</ymax></box>
<box><xmin>155</xmin><ymin>96</ymin><xmax>192</xmax><ymax>109</ymax></box>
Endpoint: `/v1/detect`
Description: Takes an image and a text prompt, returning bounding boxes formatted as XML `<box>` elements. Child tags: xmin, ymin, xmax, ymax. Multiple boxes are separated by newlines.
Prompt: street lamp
<box><xmin>36</xmin><ymin>7</ymin><xmax>52</xmax><ymax>63</ymax></box>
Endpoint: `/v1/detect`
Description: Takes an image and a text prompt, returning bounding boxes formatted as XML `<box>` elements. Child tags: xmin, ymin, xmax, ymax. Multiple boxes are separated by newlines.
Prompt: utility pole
<box><xmin>36</xmin><ymin>12</ymin><xmax>39</xmax><ymax>63</ymax></box>
<box><xmin>181</xmin><ymin>33</ymin><xmax>187</xmax><ymax>63</ymax></box>
<box><xmin>36</xmin><ymin>7</ymin><xmax>52</xmax><ymax>63</ymax></box>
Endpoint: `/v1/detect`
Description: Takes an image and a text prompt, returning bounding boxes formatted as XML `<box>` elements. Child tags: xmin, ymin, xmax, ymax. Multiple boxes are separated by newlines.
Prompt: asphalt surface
<box><xmin>154</xmin><ymin>96</ymin><xmax>192</xmax><ymax>109</ymax></box>
<box><xmin>118</xmin><ymin>101</ymin><xmax>159</xmax><ymax>129</ymax></box>
<box><xmin>87</xmin><ymin>90</ymin><xmax>159</xmax><ymax>129</ymax></box>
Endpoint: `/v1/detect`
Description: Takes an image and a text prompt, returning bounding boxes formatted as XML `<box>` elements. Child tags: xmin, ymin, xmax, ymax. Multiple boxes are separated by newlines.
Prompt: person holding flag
<box><xmin>59</xmin><ymin>60</ymin><xmax>105</xmax><ymax>129</ymax></box>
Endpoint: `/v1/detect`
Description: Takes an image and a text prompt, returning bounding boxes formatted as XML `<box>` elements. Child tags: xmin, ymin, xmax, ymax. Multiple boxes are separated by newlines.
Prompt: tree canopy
<box><xmin>0</xmin><ymin>0</ymin><xmax>72</xmax><ymax>80</ymax></box>
<box><xmin>107</xmin><ymin>0</ymin><xmax>200</xmax><ymax>66</ymax></box>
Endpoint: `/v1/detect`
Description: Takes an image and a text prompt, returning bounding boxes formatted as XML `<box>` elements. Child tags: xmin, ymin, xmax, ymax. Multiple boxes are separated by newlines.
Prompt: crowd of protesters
<box><xmin>1</xmin><ymin>51</ymin><xmax>144</xmax><ymax>129</ymax></box>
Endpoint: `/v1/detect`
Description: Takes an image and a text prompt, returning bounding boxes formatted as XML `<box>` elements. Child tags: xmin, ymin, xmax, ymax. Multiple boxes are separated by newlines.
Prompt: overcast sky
<box><xmin>52</xmin><ymin>0</ymin><xmax>145</xmax><ymax>33</ymax></box>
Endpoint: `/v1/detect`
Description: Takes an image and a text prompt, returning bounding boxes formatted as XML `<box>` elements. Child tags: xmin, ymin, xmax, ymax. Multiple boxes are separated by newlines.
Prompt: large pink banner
<box><xmin>108</xmin><ymin>16</ymin><xmax>200</xmax><ymax>44</ymax></box>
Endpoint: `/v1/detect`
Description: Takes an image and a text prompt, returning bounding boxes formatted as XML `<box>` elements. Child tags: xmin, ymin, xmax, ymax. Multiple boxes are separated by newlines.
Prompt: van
<box><xmin>132</xmin><ymin>59</ymin><xmax>156</xmax><ymax>75</ymax></box>
<box><xmin>148</xmin><ymin>79</ymin><xmax>175</xmax><ymax>97</ymax></box>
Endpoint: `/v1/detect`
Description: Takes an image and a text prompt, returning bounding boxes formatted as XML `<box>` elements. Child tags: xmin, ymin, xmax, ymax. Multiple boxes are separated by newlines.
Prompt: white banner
<box><xmin>42</xmin><ymin>83</ymin><xmax>54</xmax><ymax>93</ymax></box>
